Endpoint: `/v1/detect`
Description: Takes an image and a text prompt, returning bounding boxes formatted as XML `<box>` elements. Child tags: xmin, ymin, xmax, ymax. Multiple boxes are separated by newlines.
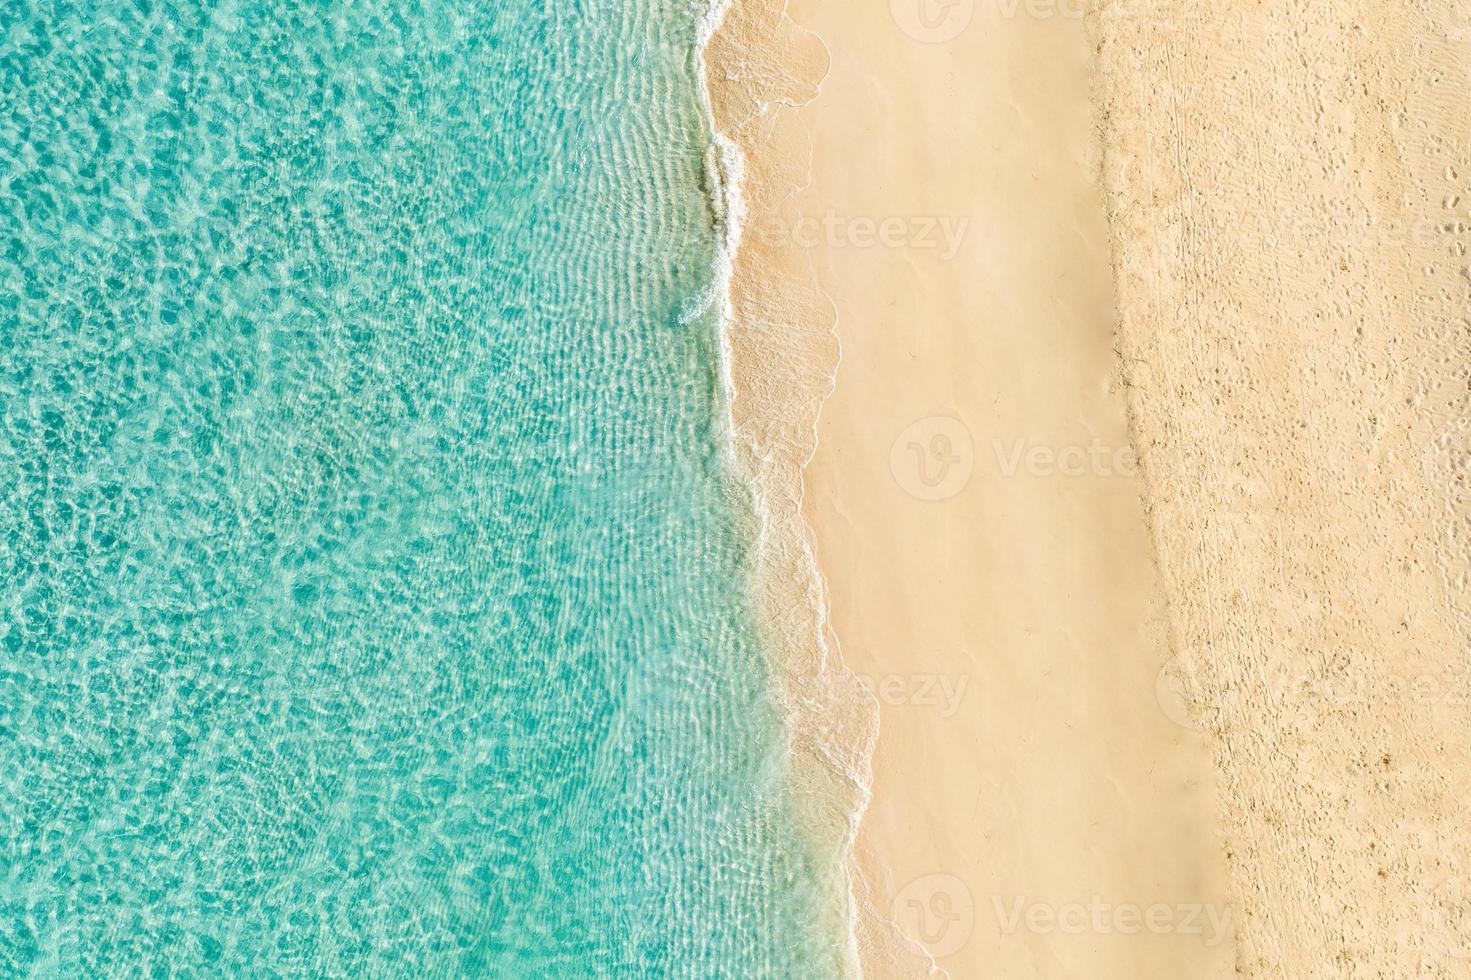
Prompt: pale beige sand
<box><xmin>708</xmin><ymin>0</ymin><xmax>1471</xmax><ymax>976</ymax></box>
<box><xmin>707</xmin><ymin>0</ymin><xmax>1235</xmax><ymax>977</ymax></box>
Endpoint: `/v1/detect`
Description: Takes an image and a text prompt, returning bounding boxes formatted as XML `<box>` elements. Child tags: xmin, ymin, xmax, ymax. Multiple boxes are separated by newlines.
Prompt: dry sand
<box><xmin>707</xmin><ymin>0</ymin><xmax>1470</xmax><ymax>976</ymax></box>
<box><xmin>1093</xmin><ymin>2</ymin><xmax>1471</xmax><ymax>975</ymax></box>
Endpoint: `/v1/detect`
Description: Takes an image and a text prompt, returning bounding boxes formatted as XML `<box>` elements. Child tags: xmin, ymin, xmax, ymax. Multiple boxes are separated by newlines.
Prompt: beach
<box><xmin>709</xmin><ymin>0</ymin><xmax>1470</xmax><ymax>976</ymax></box>
<box><xmin>1093</xmin><ymin>3</ymin><xmax>1471</xmax><ymax>973</ymax></box>
<box><xmin>707</xmin><ymin>0</ymin><xmax>1233</xmax><ymax>975</ymax></box>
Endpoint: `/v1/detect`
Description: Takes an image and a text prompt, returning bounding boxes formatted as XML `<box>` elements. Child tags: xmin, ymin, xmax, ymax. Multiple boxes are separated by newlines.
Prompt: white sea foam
<box><xmin>676</xmin><ymin>134</ymin><xmax>744</xmax><ymax>328</ymax></box>
<box><xmin>693</xmin><ymin>3</ymin><xmax>878</xmax><ymax>976</ymax></box>
<box><xmin>692</xmin><ymin>0</ymin><xmax>746</xmax><ymax>423</ymax></box>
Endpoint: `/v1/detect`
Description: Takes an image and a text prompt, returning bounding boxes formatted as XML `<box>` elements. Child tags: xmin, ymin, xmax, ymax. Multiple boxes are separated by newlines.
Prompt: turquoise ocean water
<box><xmin>0</xmin><ymin>1</ymin><xmax>842</xmax><ymax>974</ymax></box>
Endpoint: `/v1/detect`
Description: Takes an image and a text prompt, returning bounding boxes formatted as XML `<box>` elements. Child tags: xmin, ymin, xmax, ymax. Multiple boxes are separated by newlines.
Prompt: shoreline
<box><xmin>697</xmin><ymin>1</ymin><xmax>879</xmax><ymax>975</ymax></box>
<box><xmin>705</xmin><ymin>0</ymin><xmax>1471</xmax><ymax>975</ymax></box>
<box><xmin>703</xmin><ymin>0</ymin><xmax>1240</xmax><ymax>976</ymax></box>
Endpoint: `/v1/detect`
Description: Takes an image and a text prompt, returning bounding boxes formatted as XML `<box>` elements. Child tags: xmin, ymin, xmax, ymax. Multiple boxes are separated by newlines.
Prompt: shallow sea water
<box><xmin>0</xmin><ymin>0</ymin><xmax>839</xmax><ymax>974</ymax></box>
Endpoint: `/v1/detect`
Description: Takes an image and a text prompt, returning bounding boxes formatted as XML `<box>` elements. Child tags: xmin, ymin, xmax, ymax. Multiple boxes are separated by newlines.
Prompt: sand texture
<box><xmin>1092</xmin><ymin>1</ymin><xmax>1471</xmax><ymax>974</ymax></box>
<box><xmin>707</xmin><ymin>0</ymin><xmax>1470</xmax><ymax>975</ymax></box>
